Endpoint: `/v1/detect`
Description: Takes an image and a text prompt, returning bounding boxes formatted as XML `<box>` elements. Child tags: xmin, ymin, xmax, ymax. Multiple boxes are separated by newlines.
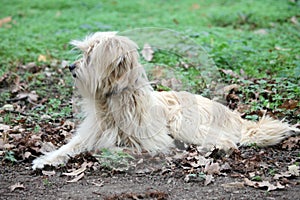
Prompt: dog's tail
<box><xmin>240</xmin><ymin>116</ymin><xmax>300</xmax><ymax>147</ymax></box>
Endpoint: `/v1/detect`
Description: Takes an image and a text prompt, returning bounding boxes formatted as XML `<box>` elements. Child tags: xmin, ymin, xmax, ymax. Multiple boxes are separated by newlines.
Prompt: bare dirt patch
<box><xmin>1</xmin><ymin>143</ymin><xmax>300</xmax><ymax>200</ymax></box>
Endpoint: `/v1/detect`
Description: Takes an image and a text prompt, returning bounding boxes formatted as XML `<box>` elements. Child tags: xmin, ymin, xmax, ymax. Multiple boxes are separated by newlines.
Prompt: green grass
<box><xmin>0</xmin><ymin>0</ymin><xmax>299</xmax><ymax>122</ymax></box>
<box><xmin>94</xmin><ymin>148</ymin><xmax>135</xmax><ymax>171</ymax></box>
<box><xmin>4</xmin><ymin>151</ymin><xmax>17</xmax><ymax>163</ymax></box>
<box><xmin>1</xmin><ymin>0</ymin><xmax>300</xmax><ymax>75</ymax></box>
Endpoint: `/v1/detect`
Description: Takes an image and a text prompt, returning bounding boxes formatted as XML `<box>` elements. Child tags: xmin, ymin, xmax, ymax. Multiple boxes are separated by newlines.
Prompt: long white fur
<box><xmin>32</xmin><ymin>32</ymin><xmax>299</xmax><ymax>169</ymax></box>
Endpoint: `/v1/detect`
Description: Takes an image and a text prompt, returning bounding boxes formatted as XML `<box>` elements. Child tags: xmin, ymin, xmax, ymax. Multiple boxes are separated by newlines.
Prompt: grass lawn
<box><xmin>0</xmin><ymin>0</ymin><xmax>299</xmax><ymax>139</ymax></box>
<box><xmin>1</xmin><ymin>0</ymin><xmax>299</xmax><ymax>122</ymax></box>
<box><xmin>1</xmin><ymin>0</ymin><xmax>300</xmax><ymax>76</ymax></box>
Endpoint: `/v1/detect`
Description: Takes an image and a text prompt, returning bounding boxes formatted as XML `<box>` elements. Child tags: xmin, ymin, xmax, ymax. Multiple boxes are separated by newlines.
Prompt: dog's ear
<box><xmin>109</xmin><ymin>55</ymin><xmax>128</xmax><ymax>81</ymax></box>
<box><xmin>111</xmin><ymin>50</ymin><xmax>143</xmax><ymax>89</ymax></box>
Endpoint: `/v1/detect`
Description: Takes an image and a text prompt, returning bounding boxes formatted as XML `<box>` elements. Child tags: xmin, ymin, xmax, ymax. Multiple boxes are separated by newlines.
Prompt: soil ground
<box><xmin>1</xmin><ymin>144</ymin><xmax>300</xmax><ymax>200</ymax></box>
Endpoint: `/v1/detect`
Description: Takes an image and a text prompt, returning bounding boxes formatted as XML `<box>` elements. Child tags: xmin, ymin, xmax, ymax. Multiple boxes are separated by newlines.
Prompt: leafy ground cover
<box><xmin>0</xmin><ymin>0</ymin><xmax>300</xmax><ymax>199</ymax></box>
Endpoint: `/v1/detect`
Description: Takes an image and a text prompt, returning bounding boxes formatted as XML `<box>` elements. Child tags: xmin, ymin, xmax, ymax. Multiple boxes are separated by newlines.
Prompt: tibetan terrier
<box><xmin>32</xmin><ymin>32</ymin><xmax>299</xmax><ymax>169</ymax></box>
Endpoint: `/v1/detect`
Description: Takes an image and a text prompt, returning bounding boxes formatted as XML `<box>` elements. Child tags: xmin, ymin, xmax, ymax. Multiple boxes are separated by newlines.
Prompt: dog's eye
<box><xmin>86</xmin><ymin>55</ymin><xmax>91</xmax><ymax>65</ymax></box>
<box><xmin>81</xmin><ymin>54</ymin><xmax>89</xmax><ymax>65</ymax></box>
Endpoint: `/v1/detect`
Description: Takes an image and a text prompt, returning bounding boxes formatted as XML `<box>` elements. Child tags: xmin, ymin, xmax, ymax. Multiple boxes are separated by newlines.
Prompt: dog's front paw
<box><xmin>32</xmin><ymin>153</ymin><xmax>69</xmax><ymax>170</ymax></box>
<box><xmin>32</xmin><ymin>157</ymin><xmax>49</xmax><ymax>170</ymax></box>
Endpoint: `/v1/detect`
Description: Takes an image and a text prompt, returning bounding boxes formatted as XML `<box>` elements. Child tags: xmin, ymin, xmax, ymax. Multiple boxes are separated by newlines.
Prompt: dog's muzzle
<box><xmin>68</xmin><ymin>63</ymin><xmax>77</xmax><ymax>78</ymax></box>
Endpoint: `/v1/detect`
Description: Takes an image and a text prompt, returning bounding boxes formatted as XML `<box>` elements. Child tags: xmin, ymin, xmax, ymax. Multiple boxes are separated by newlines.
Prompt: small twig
<box><xmin>27</xmin><ymin>98</ymin><xmax>39</xmax><ymax>106</ymax></box>
<box><xmin>5</xmin><ymin>110</ymin><xmax>37</xmax><ymax>117</ymax></box>
<box><xmin>7</xmin><ymin>96</ymin><xmax>27</xmax><ymax>102</ymax></box>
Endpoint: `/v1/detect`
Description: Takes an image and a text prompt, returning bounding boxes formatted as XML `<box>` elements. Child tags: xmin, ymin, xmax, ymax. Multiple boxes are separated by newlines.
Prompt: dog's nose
<box><xmin>68</xmin><ymin>63</ymin><xmax>76</xmax><ymax>71</ymax></box>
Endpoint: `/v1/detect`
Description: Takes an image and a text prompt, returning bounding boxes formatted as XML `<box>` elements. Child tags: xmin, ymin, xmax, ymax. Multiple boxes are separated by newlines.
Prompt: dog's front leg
<box><xmin>32</xmin><ymin>117</ymin><xmax>118</xmax><ymax>170</ymax></box>
<box><xmin>32</xmin><ymin>116</ymin><xmax>105</xmax><ymax>169</ymax></box>
<box><xmin>32</xmin><ymin>134</ymin><xmax>85</xmax><ymax>169</ymax></box>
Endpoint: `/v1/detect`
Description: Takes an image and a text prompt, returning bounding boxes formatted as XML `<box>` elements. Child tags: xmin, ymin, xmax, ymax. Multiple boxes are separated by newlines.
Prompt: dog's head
<box><xmin>69</xmin><ymin>32</ymin><xmax>144</xmax><ymax>98</ymax></box>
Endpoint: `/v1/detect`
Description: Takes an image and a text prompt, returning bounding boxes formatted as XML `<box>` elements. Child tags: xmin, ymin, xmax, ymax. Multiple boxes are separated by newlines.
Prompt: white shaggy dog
<box><xmin>32</xmin><ymin>32</ymin><xmax>299</xmax><ymax>169</ymax></box>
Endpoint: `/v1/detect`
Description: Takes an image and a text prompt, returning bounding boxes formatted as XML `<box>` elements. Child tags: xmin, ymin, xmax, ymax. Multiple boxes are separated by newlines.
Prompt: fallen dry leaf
<box><xmin>21</xmin><ymin>62</ymin><xmax>41</xmax><ymax>73</ymax></box>
<box><xmin>184</xmin><ymin>174</ymin><xmax>197</xmax><ymax>182</ymax></box>
<box><xmin>23</xmin><ymin>151</ymin><xmax>32</xmax><ymax>159</ymax></box>
<box><xmin>244</xmin><ymin>178</ymin><xmax>285</xmax><ymax>191</ymax></box>
<box><xmin>204</xmin><ymin>174</ymin><xmax>214</xmax><ymax>186</ymax></box>
<box><xmin>189</xmin><ymin>161</ymin><xmax>200</xmax><ymax>168</ymax></box>
<box><xmin>38</xmin><ymin>54</ymin><xmax>47</xmax><ymax>62</ymax></box>
<box><xmin>221</xmin><ymin>182</ymin><xmax>244</xmax><ymax>188</ymax></box>
<box><xmin>9</xmin><ymin>133</ymin><xmax>22</xmax><ymax>140</ymax></box>
<box><xmin>0</xmin><ymin>124</ymin><xmax>11</xmax><ymax>132</ymax></box>
<box><xmin>39</xmin><ymin>142</ymin><xmax>57</xmax><ymax>153</ymax></box>
<box><xmin>274</xmin><ymin>46</ymin><xmax>290</xmax><ymax>51</ymax></box>
<box><xmin>190</xmin><ymin>3</ymin><xmax>200</xmax><ymax>10</ymax></box>
<box><xmin>274</xmin><ymin>171</ymin><xmax>292</xmax><ymax>180</ymax></box>
<box><xmin>62</xmin><ymin>162</ymin><xmax>88</xmax><ymax>176</ymax></box>
<box><xmin>61</xmin><ymin>60</ymin><xmax>69</xmax><ymax>68</ymax></box>
<box><xmin>220</xmin><ymin>162</ymin><xmax>231</xmax><ymax>172</ymax></box>
<box><xmin>254</xmin><ymin>29</ymin><xmax>268</xmax><ymax>35</ymax></box>
<box><xmin>248</xmin><ymin>172</ymin><xmax>256</xmax><ymax>178</ymax></box>
<box><xmin>204</xmin><ymin>162</ymin><xmax>220</xmax><ymax>175</ymax></box>
<box><xmin>67</xmin><ymin>172</ymin><xmax>85</xmax><ymax>183</ymax></box>
<box><xmin>290</xmin><ymin>16</ymin><xmax>299</xmax><ymax>25</ymax></box>
<box><xmin>63</xmin><ymin>162</ymin><xmax>91</xmax><ymax>183</ymax></box>
<box><xmin>3</xmin><ymin>143</ymin><xmax>15</xmax><ymax>149</ymax></box>
<box><xmin>220</xmin><ymin>69</ymin><xmax>240</xmax><ymax>79</ymax></box>
<box><xmin>42</xmin><ymin>170</ymin><xmax>56</xmax><ymax>176</ymax></box>
<box><xmin>280</xmin><ymin>100</ymin><xmax>298</xmax><ymax>110</ymax></box>
<box><xmin>91</xmin><ymin>181</ymin><xmax>104</xmax><ymax>187</ymax></box>
<box><xmin>0</xmin><ymin>16</ymin><xmax>12</xmax><ymax>27</ymax></box>
<box><xmin>16</xmin><ymin>91</ymin><xmax>39</xmax><ymax>102</ymax></box>
<box><xmin>0</xmin><ymin>139</ymin><xmax>4</xmax><ymax>149</ymax></box>
<box><xmin>151</xmin><ymin>66</ymin><xmax>165</xmax><ymax>79</ymax></box>
<box><xmin>288</xmin><ymin>164</ymin><xmax>299</xmax><ymax>176</ymax></box>
<box><xmin>9</xmin><ymin>182</ymin><xmax>25</xmax><ymax>192</ymax></box>
<box><xmin>161</xmin><ymin>78</ymin><xmax>182</xmax><ymax>91</ymax></box>
<box><xmin>0</xmin><ymin>72</ymin><xmax>20</xmax><ymax>92</ymax></box>
<box><xmin>282</xmin><ymin>136</ymin><xmax>300</xmax><ymax>150</ymax></box>
<box><xmin>196</xmin><ymin>156</ymin><xmax>212</xmax><ymax>166</ymax></box>
<box><xmin>216</xmin><ymin>84</ymin><xmax>240</xmax><ymax>97</ymax></box>
<box><xmin>141</xmin><ymin>43</ymin><xmax>154</xmax><ymax>62</ymax></box>
<box><xmin>2</xmin><ymin>104</ymin><xmax>14</xmax><ymax>111</ymax></box>
<box><xmin>62</xmin><ymin>120</ymin><xmax>75</xmax><ymax>131</ymax></box>
<box><xmin>28</xmin><ymin>91</ymin><xmax>39</xmax><ymax>102</ymax></box>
